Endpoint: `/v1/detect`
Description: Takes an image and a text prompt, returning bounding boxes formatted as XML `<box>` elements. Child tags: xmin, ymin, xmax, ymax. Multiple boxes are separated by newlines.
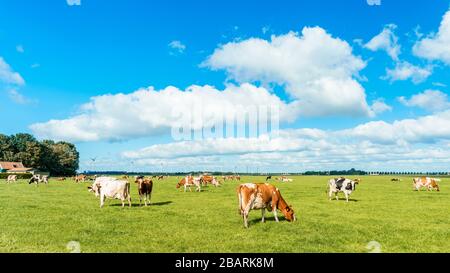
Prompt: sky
<box><xmin>1</xmin><ymin>0</ymin><xmax>450</xmax><ymax>173</ymax></box>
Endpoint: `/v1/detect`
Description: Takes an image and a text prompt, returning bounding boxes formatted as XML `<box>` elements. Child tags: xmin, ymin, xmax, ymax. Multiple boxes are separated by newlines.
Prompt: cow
<box><xmin>200</xmin><ymin>175</ymin><xmax>220</xmax><ymax>187</ymax></box>
<box><xmin>157</xmin><ymin>175</ymin><xmax>164</xmax><ymax>180</ymax></box>
<box><xmin>327</xmin><ymin>177</ymin><xmax>358</xmax><ymax>202</ymax></box>
<box><xmin>87</xmin><ymin>177</ymin><xmax>131</xmax><ymax>208</ymax></box>
<box><xmin>57</xmin><ymin>177</ymin><xmax>66</xmax><ymax>181</ymax></box>
<box><xmin>135</xmin><ymin>176</ymin><xmax>153</xmax><ymax>206</ymax></box>
<box><xmin>391</xmin><ymin>178</ymin><xmax>402</xmax><ymax>182</ymax></box>
<box><xmin>176</xmin><ymin>176</ymin><xmax>201</xmax><ymax>192</ymax></box>
<box><xmin>29</xmin><ymin>174</ymin><xmax>48</xmax><ymax>186</ymax></box>
<box><xmin>280</xmin><ymin>177</ymin><xmax>293</xmax><ymax>182</ymax></box>
<box><xmin>266</xmin><ymin>176</ymin><xmax>272</xmax><ymax>181</ymax></box>
<box><xmin>7</xmin><ymin>175</ymin><xmax>17</xmax><ymax>184</ymax></box>
<box><xmin>237</xmin><ymin>183</ymin><xmax>296</xmax><ymax>228</ymax></box>
<box><xmin>413</xmin><ymin>177</ymin><xmax>440</xmax><ymax>191</ymax></box>
<box><xmin>74</xmin><ymin>174</ymin><xmax>87</xmax><ymax>183</ymax></box>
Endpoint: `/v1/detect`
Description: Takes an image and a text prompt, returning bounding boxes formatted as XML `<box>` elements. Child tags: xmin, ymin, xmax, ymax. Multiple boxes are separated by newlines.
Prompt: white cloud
<box><xmin>30</xmin><ymin>83</ymin><xmax>297</xmax><ymax>142</ymax></box>
<box><xmin>16</xmin><ymin>45</ymin><xmax>24</xmax><ymax>53</ymax></box>
<box><xmin>370</xmin><ymin>99</ymin><xmax>392</xmax><ymax>115</ymax></box>
<box><xmin>204</xmin><ymin>27</ymin><xmax>376</xmax><ymax>117</ymax></box>
<box><xmin>364</xmin><ymin>24</ymin><xmax>401</xmax><ymax>61</ymax></box>
<box><xmin>7</xmin><ymin>89</ymin><xmax>30</xmax><ymax>104</ymax></box>
<box><xmin>0</xmin><ymin>57</ymin><xmax>25</xmax><ymax>86</ymax></box>
<box><xmin>413</xmin><ymin>9</ymin><xmax>450</xmax><ymax>65</ymax></box>
<box><xmin>168</xmin><ymin>40</ymin><xmax>186</xmax><ymax>54</ymax></box>
<box><xmin>383</xmin><ymin>61</ymin><xmax>432</xmax><ymax>84</ymax></box>
<box><xmin>398</xmin><ymin>90</ymin><xmax>450</xmax><ymax>112</ymax></box>
<box><xmin>122</xmin><ymin>111</ymin><xmax>450</xmax><ymax>171</ymax></box>
<box><xmin>67</xmin><ymin>0</ymin><xmax>81</xmax><ymax>6</ymax></box>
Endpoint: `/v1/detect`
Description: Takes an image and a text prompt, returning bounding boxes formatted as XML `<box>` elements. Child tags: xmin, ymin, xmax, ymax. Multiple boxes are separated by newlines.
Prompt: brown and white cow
<box><xmin>237</xmin><ymin>183</ymin><xmax>296</xmax><ymax>228</ymax></box>
<box><xmin>413</xmin><ymin>177</ymin><xmax>440</xmax><ymax>191</ymax></box>
<box><xmin>176</xmin><ymin>175</ymin><xmax>201</xmax><ymax>192</ymax></box>
<box><xmin>135</xmin><ymin>176</ymin><xmax>153</xmax><ymax>206</ymax></box>
<box><xmin>200</xmin><ymin>175</ymin><xmax>220</xmax><ymax>187</ymax></box>
<box><xmin>74</xmin><ymin>174</ymin><xmax>87</xmax><ymax>183</ymax></box>
<box><xmin>7</xmin><ymin>175</ymin><xmax>17</xmax><ymax>184</ymax></box>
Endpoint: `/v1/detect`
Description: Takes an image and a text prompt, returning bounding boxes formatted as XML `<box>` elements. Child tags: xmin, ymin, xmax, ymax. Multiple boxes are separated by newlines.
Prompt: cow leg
<box><xmin>128</xmin><ymin>195</ymin><xmax>132</xmax><ymax>207</ymax></box>
<box><xmin>122</xmin><ymin>199</ymin><xmax>125</xmax><ymax>208</ymax></box>
<box><xmin>345</xmin><ymin>192</ymin><xmax>349</xmax><ymax>202</ymax></box>
<box><xmin>335</xmin><ymin>192</ymin><xmax>339</xmax><ymax>201</ymax></box>
<box><xmin>273</xmin><ymin>209</ymin><xmax>279</xmax><ymax>222</ymax></box>
<box><xmin>100</xmin><ymin>195</ymin><xmax>105</xmax><ymax>208</ymax></box>
<box><xmin>148</xmin><ymin>192</ymin><xmax>152</xmax><ymax>205</ymax></box>
<box><xmin>261</xmin><ymin>209</ymin><xmax>266</xmax><ymax>223</ymax></box>
<box><xmin>144</xmin><ymin>194</ymin><xmax>148</xmax><ymax>207</ymax></box>
<box><xmin>139</xmin><ymin>194</ymin><xmax>142</xmax><ymax>206</ymax></box>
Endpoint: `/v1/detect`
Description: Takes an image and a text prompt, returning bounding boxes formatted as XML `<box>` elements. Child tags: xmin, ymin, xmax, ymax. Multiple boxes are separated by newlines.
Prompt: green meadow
<box><xmin>0</xmin><ymin>176</ymin><xmax>448</xmax><ymax>253</ymax></box>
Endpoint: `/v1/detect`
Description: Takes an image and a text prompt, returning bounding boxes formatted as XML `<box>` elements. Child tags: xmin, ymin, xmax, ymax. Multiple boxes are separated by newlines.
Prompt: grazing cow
<box><xmin>88</xmin><ymin>177</ymin><xmax>131</xmax><ymax>208</ymax></box>
<box><xmin>413</xmin><ymin>177</ymin><xmax>440</xmax><ymax>191</ymax></box>
<box><xmin>200</xmin><ymin>175</ymin><xmax>220</xmax><ymax>187</ymax></box>
<box><xmin>354</xmin><ymin>178</ymin><xmax>362</xmax><ymax>183</ymax></box>
<box><xmin>29</xmin><ymin>174</ymin><xmax>48</xmax><ymax>186</ymax></box>
<box><xmin>281</xmin><ymin>177</ymin><xmax>293</xmax><ymax>182</ymax></box>
<box><xmin>327</xmin><ymin>177</ymin><xmax>358</xmax><ymax>202</ymax></box>
<box><xmin>157</xmin><ymin>175</ymin><xmax>164</xmax><ymax>180</ymax></box>
<box><xmin>74</xmin><ymin>174</ymin><xmax>87</xmax><ymax>183</ymax></box>
<box><xmin>121</xmin><ymin>175</ymin><xmax>129</xmax><ymax>180</ymax></box>
<box><xmin>235</xmin><ymin>175</ymin><xmax>241</xmax><ymax>181</ymax></box>
<box><xmin>135</xmin><ymin>176</ymin><xmax>153</xmax><ymax>206</ymax></box>
<box><xmin>237</xmin><ymin>183</ymin><xmax>296</xmax><ymax>228</ymax></box>
<box><xmin>391</xmin><ymin>178</ymin><xmax>401</xmax><ymax>182</ymax></box>
<box><xmin>7</xmin><ymin>175</ymin><xmax>17</xmax><ymax>184</ymax></box>
<box><xmin>57</xmin><ymin>177</ymin><xmax>66</xmax><ymax>181</ymax></box>
<box><xmin>176</xmin><ymin>176</ymin><xmax>201</xmax><ymax>192</ymax></box>
<box><xmin>266</xmin><ymin>176</ymin><xmax>272</xmax><ymax>181</ymax></box>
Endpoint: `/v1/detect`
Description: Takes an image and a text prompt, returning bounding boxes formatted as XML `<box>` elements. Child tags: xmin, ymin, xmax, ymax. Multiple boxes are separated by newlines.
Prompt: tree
<box><xmin>0</xmin><ymin>133</ymin><xmax>79</xmax><ymax>176</ymax></box>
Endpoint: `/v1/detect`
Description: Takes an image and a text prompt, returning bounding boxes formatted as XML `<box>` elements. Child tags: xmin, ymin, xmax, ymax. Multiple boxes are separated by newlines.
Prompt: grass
<box><xmin>0</xmin><ymin>175</ymin><xmax>449</xmax><ymax>253</ymax></box>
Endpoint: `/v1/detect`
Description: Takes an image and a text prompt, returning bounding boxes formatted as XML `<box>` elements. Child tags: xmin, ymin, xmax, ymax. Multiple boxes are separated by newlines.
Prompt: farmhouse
<box><xmin>0</xmin><ymin>161</ymin><xmax>36</xmax><ymax>174</ymax></box>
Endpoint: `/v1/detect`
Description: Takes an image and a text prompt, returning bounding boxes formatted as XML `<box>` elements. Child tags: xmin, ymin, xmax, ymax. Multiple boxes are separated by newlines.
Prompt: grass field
<box><xmin>0</xmin><ymin>175</ymin><xmax>449</xmax><ymax>253</ymax></box>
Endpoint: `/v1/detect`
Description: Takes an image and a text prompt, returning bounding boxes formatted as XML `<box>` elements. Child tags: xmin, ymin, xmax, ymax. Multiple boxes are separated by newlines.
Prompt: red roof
<box><xmin>0</xmin><ymin>162</ymin><xmax>25</xmax><ymax>170</ymax></box>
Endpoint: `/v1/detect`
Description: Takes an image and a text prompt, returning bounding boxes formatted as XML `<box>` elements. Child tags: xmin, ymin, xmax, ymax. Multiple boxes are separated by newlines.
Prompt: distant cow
<box><xmin>265</xmin><ymin>176</ymin><xmax>272</xmax><ymax>181</ymax></box>
<box><xmin>7</xmin><ymin>175</ymin><xmax>17</xmax><ymax>184</ymax></box>
<box><xmin>157</xmin><ymin>175</ymin><xmax>164</xmax><ymax>180</ymax></box>
<box><xmin>327</xmin><ymin>177</ymin><xmax>358</xmax><ymax>202</ymax></box>
<box><xmin>176</xmin><ymin>176</ymin><xmax>201</xmax><ymax>192</ymax></box>
<box><xmin>200</xmin><ymin>175</ymin><xmax>220</xmax><ymax>187</ymax></box>
<box><xmin>135</xmin><ymin>176</ymin><xmax>153</xmax><ymax>206</ymax></box>
<box><xmin>57</xmin><ymin>177</ymin><xmax>66</xmax><ymax>181</ymax></box>
<box><xmin>391</xmin><ymin>178</ymin><xmax>402</xmax><ymax>182</ymax></box>
<box><xmin>88</xmin><ymin>177</ymin><xmax>131</xmax><ymax>208</ymax></box>
<box><xmin>237</xmin><ymin>183</ymin><xmax>296</xmax><ymax>228</ymax></box>
<box><xmin>29</xmin><ymin>175</ymin><xmax>48</xmax><ymax>186</ymax></box>
<box><xmin>74</xmin><ymin>174</ymin><xmax>87</xmax><ymax>183</ymax></box>
<box><xmin>413</xmin><ymin>177</ymin><xmax>440</xmax><ymax>191</ymax></box>
<box><xmin>280</xmin><ymin>177</ymin><xmax>293</xmax><ymax>182</ymax></box>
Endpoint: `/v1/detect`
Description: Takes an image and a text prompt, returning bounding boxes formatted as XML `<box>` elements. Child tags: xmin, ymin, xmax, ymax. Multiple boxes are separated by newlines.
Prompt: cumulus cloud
<box><xmin>370</xmin><ymin>99</ymin><xmax>392</xmax><ymax>115</ymax></box>
<box><xmin>398</xmin><ymin>90</ymin><xmax>450</xmax><ymax>112</ymax></box>
<box><xmin>168</xmin><ymin>40</ymin><xmax>186</xmax><ymax>54</ymax></box>
<box><xmin>30</xmin><ymin>83</ymin><xmax>297</xmax><ymax>142</ymax></box>
<box><xmin>364</xmin><ymin>24</ymin><xmax>401</xmax><ymax>61</ymax></box>
<box><xmin>383</xmin><ymin>61</ymin><xmax>432</xmax><ymax>84</ymax></box>
<box><xmin>413</xmin><ymin>9</ymin><xmax>450</xmax><ymax>65</ymax></box>
<box><xmin>203</xmin><ymin>27</ymin><xmax>377</xmax><ymax>117</ymax></box>
<box><xmin>124</xmin><ymin>110</ymin><xmax>450</xmax><ymax>161</ymax></box>
<box><xmin>0</xmin><ymin>57</ymin><xmax>25</xmax><ymax>86</ymax></box>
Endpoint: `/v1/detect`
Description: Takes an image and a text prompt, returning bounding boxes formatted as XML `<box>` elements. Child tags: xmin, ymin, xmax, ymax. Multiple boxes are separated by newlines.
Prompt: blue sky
<box><xmin>1</xmin><ymin>0</ymin><xmax>450</xmax><ymax>172</ymax></box>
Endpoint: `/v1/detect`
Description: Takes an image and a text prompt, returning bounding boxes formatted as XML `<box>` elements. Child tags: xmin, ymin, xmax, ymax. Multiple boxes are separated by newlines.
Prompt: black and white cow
<box><xmin>327</xmin><ymin>177</ymin><xmax>358</xmax><ymax>202</ymax></box>
<box><xmin>29</xmin><ymin>174</ymin><xmax>48</xmax><ymax>186</ymax></box>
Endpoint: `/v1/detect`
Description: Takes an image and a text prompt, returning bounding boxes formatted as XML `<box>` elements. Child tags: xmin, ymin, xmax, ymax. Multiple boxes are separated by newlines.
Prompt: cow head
<box><xmin>282</xmin><ymin>206</ymin><xmax>296</xmax><ymax>222</ymax></box>
<box><xmin>87</xmin><ymin>182</ymin><xmax>101</xmax><ymax>197</ymax></box>
<box><xmin>176</xmin><ymin>178</ymin><xmax>184</xmax><ymax>189</ymax></box>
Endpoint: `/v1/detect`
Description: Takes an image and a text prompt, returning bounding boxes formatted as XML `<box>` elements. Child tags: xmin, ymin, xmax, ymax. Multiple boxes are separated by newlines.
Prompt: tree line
<box><xmin>0</xmin><ymin>133</ymin><xmax>79</xmax><ymax>176</ymax></box>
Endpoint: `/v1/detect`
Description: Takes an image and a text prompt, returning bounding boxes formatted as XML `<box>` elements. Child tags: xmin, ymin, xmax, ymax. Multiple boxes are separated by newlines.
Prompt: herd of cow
<box><xmin>2</xmin><ymin>174</ymin><xmax>443</xmax><ymax>228</ymax></box>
